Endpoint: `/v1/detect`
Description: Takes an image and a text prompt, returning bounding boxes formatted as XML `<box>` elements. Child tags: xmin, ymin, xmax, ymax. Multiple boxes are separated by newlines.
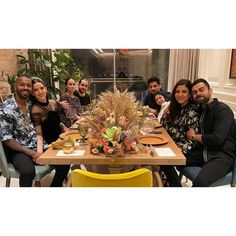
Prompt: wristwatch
<box><xmin>192</xmin><ymin>134</ymin><xmax>196</xmax><ymax>141</ymax></box>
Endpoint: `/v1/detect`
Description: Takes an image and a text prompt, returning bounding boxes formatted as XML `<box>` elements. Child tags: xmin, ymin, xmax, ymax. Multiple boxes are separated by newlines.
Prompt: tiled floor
<box><xmin>0</xmin><ymin>170</ymin><xmax>57</xmax><ymax>187</ymax></box>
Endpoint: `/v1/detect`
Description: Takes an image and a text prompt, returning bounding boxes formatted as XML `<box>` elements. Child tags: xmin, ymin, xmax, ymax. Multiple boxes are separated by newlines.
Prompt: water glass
<box><xmin>141</xmin><ymin>117</ymin><xmax>155</xmax><ymax>135</ymax></box>
<box><xmin>66</xmin><ymin>108</ymin><xmax>77</xmax><ymax>127</ymax></box>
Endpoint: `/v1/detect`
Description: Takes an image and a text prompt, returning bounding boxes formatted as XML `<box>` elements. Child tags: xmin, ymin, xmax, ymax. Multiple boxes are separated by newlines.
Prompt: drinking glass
<box><xmin>63</xmin><ymin>141</ymin><xmax>74</xmax><ymax>154</ymax></box>
<box><xmin>141</xmin><ymin>117</ymin><xmax>155</xmax><ymax>135</ymax></box>
<box><xmin>66</xmin><ymin>108</ymin><xmax>77</xmax><ymax>127</ymax></box>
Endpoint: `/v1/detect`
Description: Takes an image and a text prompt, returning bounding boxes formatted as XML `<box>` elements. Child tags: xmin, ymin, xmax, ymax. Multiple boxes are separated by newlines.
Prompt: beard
<box><xmin>195</xmin><ymin>95</ymin><xmax>210</xmax><ymax>105</ymax></box>
<box><xmin>79</xmin><ymin>88</ymin><xmax>86</xmax><ymax>94</ymax></box>
<box><xmin>16</xmin><ymin>89</ymin><xmax>30</xmax><ymax>99</ymax></box>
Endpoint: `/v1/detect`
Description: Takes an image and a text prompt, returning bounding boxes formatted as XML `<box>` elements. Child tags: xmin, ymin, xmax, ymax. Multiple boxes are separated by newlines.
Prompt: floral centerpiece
<box><xmin>84</xmin><ymin>90</ymin><xmax>145</xmax><ymax>159</ymax></box>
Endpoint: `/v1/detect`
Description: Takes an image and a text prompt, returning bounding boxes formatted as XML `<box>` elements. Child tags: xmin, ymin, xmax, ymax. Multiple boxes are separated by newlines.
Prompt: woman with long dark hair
<box><xmin>161</xmin><ymin>79</ymin><xmax>199</xmax><ymax>154</ymax></box>
<box><xmin>160</xmin><ymin>79</ymin><xmax>200</xmax><ymax>186</ymax></box>
<box><xmin>30</xmin><ymin>77</ymin><xmax>70</xmax><ymax>187</ymax></box>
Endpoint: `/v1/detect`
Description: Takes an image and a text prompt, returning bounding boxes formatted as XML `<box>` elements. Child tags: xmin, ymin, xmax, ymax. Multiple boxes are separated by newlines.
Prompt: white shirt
<box><xmin>157</xmin><ymin>101</ymin><xmax>170</xmax><ymax>122</ymax></box>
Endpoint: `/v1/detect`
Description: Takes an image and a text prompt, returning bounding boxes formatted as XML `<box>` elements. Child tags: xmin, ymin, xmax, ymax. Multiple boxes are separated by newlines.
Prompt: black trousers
<box><xmin>6</xmin><ymin>149</ymin><xmax>70</xmax><ymax>187</ymax></box>
<box><xmin>185</xmin><ymin>149</ymin><xmax>233</xmax><ymax>187</ymax></box>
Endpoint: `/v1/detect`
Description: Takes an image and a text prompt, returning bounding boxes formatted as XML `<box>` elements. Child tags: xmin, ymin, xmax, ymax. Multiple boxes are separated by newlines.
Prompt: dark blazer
<box><xmin>200</xmin><ymin>98</ymin><xmax>235</xmax><ymax>162</ymax></box>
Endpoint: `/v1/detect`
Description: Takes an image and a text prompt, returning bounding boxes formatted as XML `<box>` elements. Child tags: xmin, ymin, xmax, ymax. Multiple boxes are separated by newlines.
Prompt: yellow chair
<box><xmin>71</xmin><ymin>168</ymin><xmax>153</xmax><ymax>187</ymax></box>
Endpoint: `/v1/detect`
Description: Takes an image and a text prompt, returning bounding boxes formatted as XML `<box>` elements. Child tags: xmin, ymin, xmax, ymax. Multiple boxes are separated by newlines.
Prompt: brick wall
<box><xmin>0</xmin><ymin>49</ymin><xmax>28</xmax><ymax>95</ymax></box>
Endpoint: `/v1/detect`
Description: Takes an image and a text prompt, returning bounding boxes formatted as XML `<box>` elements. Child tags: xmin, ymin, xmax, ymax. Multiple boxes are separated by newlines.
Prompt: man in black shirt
<box><xmin>73</xmin><ymin>79</ymin><xmax>91</xmax><ymax>107</ymax></box>
<box><xmin>186</xmin><ymin>78</ymin><xmax>235</xmax><ymax>187</ymax></box>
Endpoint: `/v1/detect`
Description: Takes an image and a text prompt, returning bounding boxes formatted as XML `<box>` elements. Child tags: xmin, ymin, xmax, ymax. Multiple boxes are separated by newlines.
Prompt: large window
<box><xmin>71</xmin><ymin>49</ymin><xmax>170</xmax><ymax>101</ymax></box>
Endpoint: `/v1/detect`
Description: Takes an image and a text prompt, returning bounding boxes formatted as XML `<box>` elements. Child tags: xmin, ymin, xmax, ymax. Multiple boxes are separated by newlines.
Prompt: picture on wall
<box><xmin>230</xmin><ymin>49</ymin><xmax>236</xmax><ymax>78</ymax></box>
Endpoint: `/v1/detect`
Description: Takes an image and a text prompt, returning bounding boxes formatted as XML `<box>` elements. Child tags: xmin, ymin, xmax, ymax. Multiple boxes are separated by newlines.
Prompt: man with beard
<box><xmin>142</xmin><ymin>76</ymin><xmax>171</xmax><ymax>115</ymax></box>
<box><xmin>73</xmin><ymin>78</ymin><xmax>91</xmax><ymax>107</ymax></box>
<box><xmin>0</xmin><ymin>74</ymin><xmax>69</xmax><ymax>187</ymax></box>
<box><xmin>185</xmin><ymin>78</ymin><xmax>235</xmax><ymax>187</ymax></box>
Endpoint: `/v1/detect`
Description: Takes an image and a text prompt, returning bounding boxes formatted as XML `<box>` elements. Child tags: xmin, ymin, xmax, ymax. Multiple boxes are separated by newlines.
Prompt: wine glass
<box><xmin>66</xmin><ymin>108</ymin><xmax>77</xmax><ymax>127</ymax></box>
<box><xmin>141</xmin><ymin>117</ymin><xmax>155</xmax><ymax>135</ymax></box>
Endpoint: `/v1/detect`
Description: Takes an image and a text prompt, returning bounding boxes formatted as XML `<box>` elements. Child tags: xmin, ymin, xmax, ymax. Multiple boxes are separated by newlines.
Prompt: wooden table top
<box><xmin>37</xmin><ymin>127</ymin><xmax>186</xmax><ymax>166</ymax></box>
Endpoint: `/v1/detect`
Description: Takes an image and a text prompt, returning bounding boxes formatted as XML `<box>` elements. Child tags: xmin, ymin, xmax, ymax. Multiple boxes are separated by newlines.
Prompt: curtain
<box><xmin>167</xmin><ymin>49</ymin><xmax>199</xmax><ymax>91</ymax></box>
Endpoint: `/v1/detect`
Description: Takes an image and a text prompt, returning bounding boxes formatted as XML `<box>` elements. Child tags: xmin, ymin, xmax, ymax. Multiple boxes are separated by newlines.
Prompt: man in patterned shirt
<box><xmin>0</xmin><ymin>74</ymin><xmax>69</xmax><ymax>187</ymax></box>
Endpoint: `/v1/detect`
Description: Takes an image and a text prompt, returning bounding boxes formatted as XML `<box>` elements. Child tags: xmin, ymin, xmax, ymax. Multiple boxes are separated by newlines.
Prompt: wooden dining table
<box><xmin>37</xmin><ymin>127</ymin><xmax>186</xmax><ymax>167</ymax></box>
<box><xmin>37</xmin><ymin>124</ymin><xmax>186</xmax><ymax>187</ymax></box>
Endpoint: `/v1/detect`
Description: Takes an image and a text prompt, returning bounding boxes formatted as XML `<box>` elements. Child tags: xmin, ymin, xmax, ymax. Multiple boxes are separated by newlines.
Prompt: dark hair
<box><xmin>65</xmin><ymin>77</ymin><xmax>75</xmax><ymax>86</ymax></box>
<box><xmin>16</xmin><ymin>74</ymin><xmax>31</xmax><ymax>82</ymax></box>
<box><xmin>147</xmin><ymin>76</ymin><xmax>160</xmax><ymax>86</ymax></box>
<box><xmin>65</xmin><ymin>78</ymin><xmax>70</xmax><ymax>85</ymax></box>
<box><xmin>155</xmin><ymin>92</ymin><xmax>166</xmax><ymax>100</ymax></box>
<box><xmin>78</xmin><ymin>78</ymin><xmax>88</xmax><ymax>84</ymax></box>
<box><xmin>31</xmin><ymin>77</ymin><xmax>45</xmax><ymax>85</ymax></box>
<box><xmin>192</xmin><ymin>78</ymin><xmax>210</xmax><ymax>89</ymax></box>
<box><xmin>168</xmin><ymin>79</ymin><xmax>193</xmax><ymax>123</ymax></box>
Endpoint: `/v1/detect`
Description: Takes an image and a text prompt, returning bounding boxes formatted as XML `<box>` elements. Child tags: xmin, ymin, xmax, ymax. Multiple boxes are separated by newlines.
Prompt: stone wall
<box><xmin>0</xmin><ymin>49</ymin><xmax>28</xmax><ymax>96</ymax></box>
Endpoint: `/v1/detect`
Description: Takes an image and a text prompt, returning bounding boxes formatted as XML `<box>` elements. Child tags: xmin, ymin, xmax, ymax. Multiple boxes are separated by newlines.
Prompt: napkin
<box><xmin>154</xmin><ymin>147</ymin><xmax>176</xmax><ymax>156</ymax></box>
<box><xmin>56</xmin><ymin>150</ymin><xmax>85</xmax><ymax>157</ymax></box>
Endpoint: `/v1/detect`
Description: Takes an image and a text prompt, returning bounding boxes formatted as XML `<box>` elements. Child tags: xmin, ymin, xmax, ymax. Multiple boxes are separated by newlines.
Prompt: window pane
<box><xmin>71</xmin><ymin>49</ymin><xmax>170</xmax><ymax>101</ymax></box>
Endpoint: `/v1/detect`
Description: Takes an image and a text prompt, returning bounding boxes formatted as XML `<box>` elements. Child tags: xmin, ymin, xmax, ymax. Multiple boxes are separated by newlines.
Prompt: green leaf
<box><xmin>44</xmin><ymin>60</ymin><xmax>52</xmax><ymax>68</ymax></box>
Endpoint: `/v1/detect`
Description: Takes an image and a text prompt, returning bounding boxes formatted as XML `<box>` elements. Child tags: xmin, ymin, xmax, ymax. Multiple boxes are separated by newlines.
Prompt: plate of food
<box><xmin>138</xmin><ymin>134</ymin><xmax>169</xmax><ymax>145</ymax></box>
<box><xmin>59</xmin><ymin>131</ymin><xmax>89</xmax><ymax>140</ymax></box>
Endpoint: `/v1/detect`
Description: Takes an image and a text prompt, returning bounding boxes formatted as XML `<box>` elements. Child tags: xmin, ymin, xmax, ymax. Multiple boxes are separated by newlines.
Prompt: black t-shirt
<box><xmin>73</xmin><ymin>90</ymin><xmax>91</xmax><ymax>106</ymax></box>
<box><xmin>41</xmin><ymin>111</ymin><xmax>61</xmax><ymax>144</ymax></box>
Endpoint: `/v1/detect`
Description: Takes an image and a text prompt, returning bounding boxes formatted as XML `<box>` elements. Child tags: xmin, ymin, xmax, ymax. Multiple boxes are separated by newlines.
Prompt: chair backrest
<box><xmin>71</xmin><ymin>168</ymin><xmax>153</xmax><ymax>187</ymax></box>
<box><xmin>0</xmin><ymin>141</ymin><xmax>10</xmax><ymax>178</ymax></box>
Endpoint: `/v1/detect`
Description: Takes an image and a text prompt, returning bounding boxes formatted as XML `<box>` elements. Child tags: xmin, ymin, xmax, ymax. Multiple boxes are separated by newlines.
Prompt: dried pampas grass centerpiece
<box><xmin>84</xmin><ymin>90</ymin><xmax>144</xmax><ymax>158</ymax></box>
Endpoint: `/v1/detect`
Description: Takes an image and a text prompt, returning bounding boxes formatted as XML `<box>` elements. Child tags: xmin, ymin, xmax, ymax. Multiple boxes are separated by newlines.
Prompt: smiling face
<box><xmin>175</xmin><ymin>84</ymin><xmax>190</xmax><ymax>107</ymax></box>
<box><xmin>192</xmin><ymin>82</ymin><xmax>212</xmax><ymax>105</ymax></box>
<box><xmin>32</xmin><ymin>81</ymin><xmax>47</xmax><ymax>102</ymax></box>
<box><xmin>155</xmin><ymin>94</ymin><xmax>165</xmax><ymax>105</ymax></box>
<box><xmin>15</xmin><ymin>76</ymin><xmax>32</xmax><ymax>99</ymax></box>
<box><xmin>78</xmin><ymin>79</ymin><xmax>89</xmax><ymax>94</ymax></box>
